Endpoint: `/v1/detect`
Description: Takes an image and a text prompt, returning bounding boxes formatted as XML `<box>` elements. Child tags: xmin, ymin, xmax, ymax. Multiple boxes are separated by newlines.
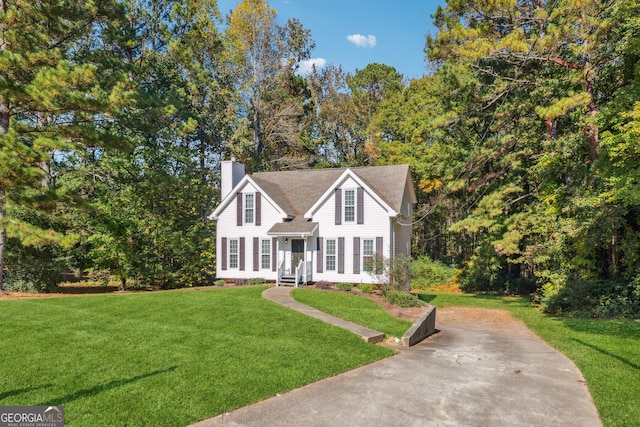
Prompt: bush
<box><xmin>248</xmin><ymin>277</ymin><xmax>265</xmax><ymax>285</ymax></box>
<box><xmin>336</xmin><ymin>282</ymin><xmax>353</xmax><ymax>291</ymax></box>
<box><xmin>232</xmin><ymin>278</ymin><xmax>248</xmax><ymax>286</ymax></box>
<box><xmin>542</xmin><ymin>278</ymin><xmax>640</xmax><ymax>319</ymax></box>
<box><xmin>385</xmin><ymin>290</ymin><xmax>423</xmax><ymax>308</ymax></box>
<box><xmin>214</xmin><ymin>279</ymin><xmax>226</xmax><ymax>287</ymax></box>
<box><xmin>314</xmin><ymin>281</ymin><xmax>332</xmax><ymax>289</ymax></box>
<box><xmin>3</xmin><ymin>279</ymin><xmax>42</xmax><ymax>293</ymax></box>
<box><xmin>358</xmin><ymin>284</ymin><xmax>375</xmax><ymax>293</ymax></box>
<box><xmin>411</xmin><ymin>256</ymin><xmax>457</xmax><ymax>291</ymax></box>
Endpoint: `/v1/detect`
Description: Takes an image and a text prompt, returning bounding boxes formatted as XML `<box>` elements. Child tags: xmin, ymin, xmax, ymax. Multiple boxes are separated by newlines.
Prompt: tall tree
<box><xmin>0</xmin><ymin>0</ymin><xmax>132</xmax><ymax>291</ymax></box>
<box><xmin>226</xmin><ymin>0</ymin><xmax>315</xmax><ymax>170</ymax></box>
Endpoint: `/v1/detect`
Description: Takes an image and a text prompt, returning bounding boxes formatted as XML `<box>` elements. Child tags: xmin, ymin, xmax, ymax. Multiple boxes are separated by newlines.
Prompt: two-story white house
<box><xmin>209</xmin><ymin>158</ymin><xmax>417</xmax><ymax>286</ymax></box>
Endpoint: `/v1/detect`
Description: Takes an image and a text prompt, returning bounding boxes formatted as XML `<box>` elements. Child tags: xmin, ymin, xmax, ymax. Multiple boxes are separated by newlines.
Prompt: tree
<box><xmin>226</xmin><ymin>0</ymin><xmax>315</xmax><ymax>170</ymax></box>
<box><xmin>0</xmin><ymin>0</ymin><xmax>132</xmax><ymax>291</ymax></box>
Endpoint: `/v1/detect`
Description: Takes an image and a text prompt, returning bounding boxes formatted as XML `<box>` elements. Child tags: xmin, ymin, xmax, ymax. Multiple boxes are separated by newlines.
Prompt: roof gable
<box><xmin>210</xmin><ymin>164</ymin><xmax>415</xmax><ymax>221</ymax></box>
<box><xmin>209</xmin><ymin>175</ymin><xmax>287</xmax><ymax>220</ymax></box>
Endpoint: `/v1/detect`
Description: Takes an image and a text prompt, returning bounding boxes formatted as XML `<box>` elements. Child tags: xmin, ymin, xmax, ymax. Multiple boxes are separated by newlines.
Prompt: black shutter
<box><xmin>353</xmin><ymin>237</ymin><xmax>360</xmax><ymax>274</ymax></box>
<box><xmin>221</xmin><ymin>237</ymin><xmax>227</xmax><ymax>271</ymax></box>
<box><xmin>357</xmin><ymin>187</ymin><xmax>364</xmax><ymax>224</ymax></box>
<box><xmin>335</xmin><ymin>188</ymin><xmax>342</xmax><ymax>225</ymax></box>
<box><xmin>256</xmin><ymin>192</ymin><xmax>261</xmax><ymax>226</ymax></box>
<box><xmin>239</xmin><ymin>237</ymin><xmax>245</xmax><ymax>271</ymax></box>
<box><xmin>236</xmin><ymin>193</ymin><xmax>243</xmax><ymax>226</ymax></box>
<box><xmin>338</xmin><ymin>237</ymin><xmax>345</xmax><ymax>274</ymax></box>
<box><xmin>272</xmin><ymin>237</ymin><xmax>277</xmax><ymax>271</ymax></box>
<box><xmin>317</xmin><ymin>237</ymin><xmax>323</xmax><ymax>273</ymax></box>
<box><xmin>253</xmin><ymin>237</ymin><xmax>259</xmax><ymax>271</ymax></box>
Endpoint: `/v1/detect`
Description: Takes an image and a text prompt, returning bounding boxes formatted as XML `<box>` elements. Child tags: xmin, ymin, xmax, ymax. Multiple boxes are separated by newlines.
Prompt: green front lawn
<box><xmin>0</xmin><ymin>287</ymin><xmax>394</xmax><ymax>426</ymax></box>
<box><xmin>292</xmin><ymin>288</ymin><xmax>413</xmax><ymax>338</ymax></box>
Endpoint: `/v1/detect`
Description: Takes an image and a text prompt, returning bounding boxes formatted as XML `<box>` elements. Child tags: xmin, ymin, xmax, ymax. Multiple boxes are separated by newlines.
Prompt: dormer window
<box><xmin>344</xmin><ymin>189</ymin><xmax>355</xmax><ymax>222</ymax></box>
<box><xmin>245</xmin><ymin>194</ymin><xmax>254</xmax><ymax>223</ymax></box>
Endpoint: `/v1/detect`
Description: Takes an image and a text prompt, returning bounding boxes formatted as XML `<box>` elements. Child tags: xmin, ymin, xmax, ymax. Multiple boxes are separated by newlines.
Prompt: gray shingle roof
<box><xmin>252</xmin><ymin>164</ymin><xmax>411</xmax><ymax>216</ymax></box>
<box><xmin>267</xmin><ymin>217</ymin><xmax>318</xmax><ymax>235</ymax></box>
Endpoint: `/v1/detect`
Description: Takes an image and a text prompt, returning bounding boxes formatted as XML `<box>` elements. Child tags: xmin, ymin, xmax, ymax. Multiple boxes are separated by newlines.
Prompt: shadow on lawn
<box><xmin>0</xmin><ymin>384</ymin><xmax>52</xmax><ymax>401</ymax></box>
<box><xmin>35</xmin><ymin>366</ymin><xmax>178</xmax><ymax>406</ymax></box>
<box><xmin>572</xmin><ymin>338</ymin><xmax>640</xmax><ymax>371</ymax></box>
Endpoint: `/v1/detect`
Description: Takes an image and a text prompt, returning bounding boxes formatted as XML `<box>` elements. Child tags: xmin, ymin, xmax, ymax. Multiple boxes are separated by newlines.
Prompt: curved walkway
<box><xmin>192</xmin><ymin>287</ymin><xmax>602</xmax><ymax>427</ymax></box>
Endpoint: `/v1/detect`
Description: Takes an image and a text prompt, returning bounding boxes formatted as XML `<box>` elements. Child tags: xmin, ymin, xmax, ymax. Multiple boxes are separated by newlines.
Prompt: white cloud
<box><xmin>346</xmin><ymin>34</ymin><xmax>377</xmax><ymax>48</ymax></box>
<box><xmin>297</xmin><ymin>58</ymin><xmax>327</xmax><ymax>75</ymax></box>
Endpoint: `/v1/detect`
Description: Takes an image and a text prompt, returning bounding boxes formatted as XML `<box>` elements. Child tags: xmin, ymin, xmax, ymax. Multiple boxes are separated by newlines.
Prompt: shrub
<box><xmin>542</xmin><ymin>278</ymin><xmax>640</xmax><ymax>319</ymax></box>
<box><xmin>232</xmin><ymin>278</ymin><xmax>248</xmax><ymax>286</ymax></box>
<box><xmin>358</xmin><ymin>284</ymin><xmax>375</xmax><ymax>293</ymax></box>
<box><xmin>214</xmin><ymin>279</ymin><xmax>226</xmax><ymax>287</ymax></box>
<box><xmin>248</xmin><ymin>277</ymin><xmax>265</xmax><ymax>285</ymax></box>
<box><xmin>336</xmin><ymin>282</ymin><xmax>353</xmax><ymax>292</ymax></box>
<box><xmin>411</xmin><ymin>256</ymin><xmax>457</xmax><ymax>291</ymax></box>
<box><xmin>314</xmin><ymin>281</ymin><xmax>332</xmax><ymax>289</ymax></box>
<box><xmin>365</xmin><ymin>253</ymin><xmax>412</xmax><ymax>293</ymax></box>
<box><xmin>385</xmin><ymin>290</ymin><xmax>423</xmax><ymax>308</ymax></box>
<box><xmin>3</xmin><ymin>279</ymin><xmax>41</xmax><ymax>293</ymax></box>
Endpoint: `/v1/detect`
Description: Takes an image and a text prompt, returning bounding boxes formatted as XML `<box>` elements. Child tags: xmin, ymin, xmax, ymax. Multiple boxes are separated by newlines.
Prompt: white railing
<box><xmin>294</xmin><ymin>259</ymin><xmax>304</xmax><ymax>287</ymax></box>
<box><xmin>294</xmin><ymin>260</ymin><xmax>313</xmax><ymax>287</ymax></box>
<box><xmin>277</xmin><ymin>260</ymin><xmax>285</xmax><ymax>286</ymax></box>
<box><xmin>305</xmin><ymin>260</ymin><xmax>312</xmax><ymax>284</ymax></box>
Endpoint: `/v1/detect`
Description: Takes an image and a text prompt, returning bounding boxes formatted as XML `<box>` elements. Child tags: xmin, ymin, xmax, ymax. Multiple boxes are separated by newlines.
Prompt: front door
<box><xmin>291</xmin><ymin>239</ymin><xmax>304</xmax><ymax>269</ymax></box>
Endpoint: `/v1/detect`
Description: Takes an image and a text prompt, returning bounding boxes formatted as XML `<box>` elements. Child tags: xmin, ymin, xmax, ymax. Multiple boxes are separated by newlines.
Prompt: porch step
<box><xmin>279</xmin><ymin>275</ymin><xmax>296</xmax><ymax>285</ymax></box>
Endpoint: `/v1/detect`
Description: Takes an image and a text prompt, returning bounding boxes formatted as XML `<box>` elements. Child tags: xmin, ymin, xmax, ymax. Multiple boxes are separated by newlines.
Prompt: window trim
<box><xmin>344</xmin><ymin>189</ymin><xmax>355</xmax><ymax>222</ymax></box>
<box><xmin>229</xmin><ymin>238</ymin><xmax>239</xmax><ymax>269</ymax></box>
<box><xmin>362</xmin><ymin>238</ymin><xmax>374</xmax><ymax>272</ymax></box>
<box><xmin>244</xmin><ymin>193</ymin><xmax>255</xmax><ymax>224</ymax></box>
<box><xmin>325</xmin><ymin>238</ymin><xmax>337</xmax><ymax>271</ymax></box>
<box><xmin>261</xmin><ymin>239</ymin><xmax>271</xmax><ymax>270</ymax></box>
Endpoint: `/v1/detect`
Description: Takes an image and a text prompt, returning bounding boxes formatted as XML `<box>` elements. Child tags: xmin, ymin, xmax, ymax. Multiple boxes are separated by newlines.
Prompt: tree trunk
<box><xmin>0</xmin><ymin>191</ymin><xmax>5</xmax><ymax>292</ymax></box>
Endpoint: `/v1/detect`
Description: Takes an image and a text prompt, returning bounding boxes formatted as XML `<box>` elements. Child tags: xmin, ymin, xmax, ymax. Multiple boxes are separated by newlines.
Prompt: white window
<box><xmin>261</xmin><ymin>239</ymin><xmax>271</xmax><ymax>269</ymax></box>
<box><xmin>245</xmin><ymin>194</ymin><xmax>254</xmax><ymax>223</ymax></box>
<box><xmin>344</xmin><ymin>189</ymin><xmax>355</xmax><ymax>222</ymax></box>
<box><xmin>229</xmin><ymin>239</ymin><xmax>239</xmax><ymax>269</ymax></box>
<box><xmin>326</xmin><ymin>239</ymin><xmax>336</xmax><ymax>271</ymax></box>
<box><xmin>363</xmin><ymin>239</ymin><xmax>374</xmax><ymax>272</ymax></box>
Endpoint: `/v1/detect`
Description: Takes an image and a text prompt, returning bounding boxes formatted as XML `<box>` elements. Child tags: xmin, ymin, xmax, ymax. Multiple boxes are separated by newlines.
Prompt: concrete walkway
<box><xmin>192</xmin><ymin>288</ymin><xmax>602</xmax><ymax>427</ymax></box>
<box><xmin>262</xmin><ymin>286</ymin><xmax>385</xmax><ymax>343</ymax></box>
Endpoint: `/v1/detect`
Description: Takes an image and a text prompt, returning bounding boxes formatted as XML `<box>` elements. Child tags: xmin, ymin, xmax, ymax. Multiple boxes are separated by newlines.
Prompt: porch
<box><xmin>267</xmin><ymin>218</ymin><xmax>318</xmax><ymax>287</ymax></box>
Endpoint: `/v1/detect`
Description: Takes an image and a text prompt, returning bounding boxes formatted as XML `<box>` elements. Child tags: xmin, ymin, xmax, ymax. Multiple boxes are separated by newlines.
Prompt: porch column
<box><xmin>302</xmin><ymin>237</ymin><xmax>308</xmax><ymax>286</ymax></box>
<box><xmin>276</xmin><ymin>238</ymin><xmax>280</xmax><ymax>286</ymax></box>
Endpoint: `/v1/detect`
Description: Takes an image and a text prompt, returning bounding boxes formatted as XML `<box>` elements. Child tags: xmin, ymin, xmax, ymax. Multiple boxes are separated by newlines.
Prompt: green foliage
<box><xmin>411</xmin><ymin>256</ymin><xmax>456</xmax><ymax>290</ymax></box>
<box><xmin>214</xmin><ymin>279</ymin><xmax>226</xmax><ymax>287</ymax></box>
<box><xmin>385</xmin><ymin>290</ymin><xmax>423</xmax><ymax>308</ymax></box>
<box><xmin>366</xmin><ymin>253</ymin><xmax>412</xmax><ymax>294</ymax></box>
<box><xmin>358</xmin><ymin>284</ymin><xmax>375</xmax><ymax>294</ymax></box>
<box><xmin>248</xmin><ymin>277</ymin><xmax>265</xmax><ymax>285</ymax></box>
<box><xmin>541</xmin><ymin>278</ymin><xmax>640</xmax><ymax>319</ymax></box>
<box><xmin>336</xmin><ymin>282</ymin><xmax>353</xmax><ymax>291</ymax></box>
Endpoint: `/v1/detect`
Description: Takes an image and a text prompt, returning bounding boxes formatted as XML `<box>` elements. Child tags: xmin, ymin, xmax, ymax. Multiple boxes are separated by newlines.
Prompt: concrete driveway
<box><xmin>192</xmin><ymin>299</ymin><xmax>601</xmax><ymax>427</ymax></box>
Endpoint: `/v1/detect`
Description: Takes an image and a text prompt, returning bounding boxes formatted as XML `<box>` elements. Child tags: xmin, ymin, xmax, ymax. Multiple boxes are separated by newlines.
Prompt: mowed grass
<box><xmin>0</xmin><ymin>286</ymin><xmax>394</xmax><ymax>426</ymax></box>
<box><xmin>419</xmin><ymin>292</ymin><xmax>640</xmax><ymax>427</ymax></box>
<box><xmin>292</xmin><ymin>288</ymin><xmax>413</xmax><ymax>338</ymax></box>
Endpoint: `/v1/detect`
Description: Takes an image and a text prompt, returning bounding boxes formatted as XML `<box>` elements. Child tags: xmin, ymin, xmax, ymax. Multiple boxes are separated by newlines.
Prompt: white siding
<box><xmin>310</xmin><ymin>178</ymin><xmax>391</xmax><ymax>284</ymax></box>
<box><xmin>215</xmin><ymin>181</ymin><xmax>281</xmax><ymax>281</ymax></box>
<box><xmin>214</xmin><ymin>172</ymin><xmax>416</xmax><ymax>285</ymax></box>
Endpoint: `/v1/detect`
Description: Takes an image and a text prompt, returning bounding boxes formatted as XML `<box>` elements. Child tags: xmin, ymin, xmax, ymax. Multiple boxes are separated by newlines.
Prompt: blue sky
<box><xmin>216</xmin><ymin>0</ymin><xmax>445</xmax><ymax>80</ymax></box>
